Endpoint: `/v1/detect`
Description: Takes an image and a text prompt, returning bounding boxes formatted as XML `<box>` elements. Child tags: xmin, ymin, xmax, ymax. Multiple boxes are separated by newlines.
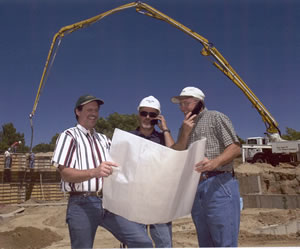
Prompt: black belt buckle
<box><xmin>82</xmin><ymin>192</ymin><xmax>91</xmax><ymax>197</ymax></box>
<box><xmin>97</xmin><ymin>190</ymin><xmax>103</xmax><ymax>198</ymax></box>
<box><xmin>69</xmin><ymin>191</ymin><xmax>102</xmax><ymax>198</ymax></box>
<box><xmin>200</xmin><ymin>171</ymin><xmax>228</xmax><ymax>182</ymax></box>
<box><xmin>84</xmin><ymin>191</ymin><xmax>102</xmax><ymax>197</ymax></box>
<box><xmin>199</xmin><ymin>172</ymin><xmax>208</xmax><ymax>182</ymax></box>
<box><xmin>202</xmin><ymin>172</ymin><xmax>208</xmax><ymax>180</ymax></box>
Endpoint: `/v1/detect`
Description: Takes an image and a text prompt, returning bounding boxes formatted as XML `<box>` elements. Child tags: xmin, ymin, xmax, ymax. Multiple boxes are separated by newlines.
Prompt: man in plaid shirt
<box><xmin>171</xmin><ymin>87</ymin><xmax>241</xmax><ymax>247</ymax></box>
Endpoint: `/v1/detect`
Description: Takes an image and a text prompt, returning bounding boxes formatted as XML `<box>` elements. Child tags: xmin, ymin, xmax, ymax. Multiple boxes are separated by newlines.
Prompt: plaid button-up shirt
<box><xmin>185</xmin><ymin>108</ymin><xmax>239</xmax><ymax>171</ymax></box>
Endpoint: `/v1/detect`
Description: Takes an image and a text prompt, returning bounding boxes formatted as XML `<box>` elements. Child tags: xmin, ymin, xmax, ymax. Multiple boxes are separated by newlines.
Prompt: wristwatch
<box><xmin>162</xmin><ymin>129</ymin><xmax>171</xmax><ymax>133</ymax></box>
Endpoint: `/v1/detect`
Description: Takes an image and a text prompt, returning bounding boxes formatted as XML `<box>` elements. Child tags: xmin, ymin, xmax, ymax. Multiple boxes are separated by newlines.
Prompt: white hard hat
<box><xmin>171</xmin><ymin>86</ymin><xmax>205</xmax><ymax>103</ymax></box>
<box><xmin>137</xmin><ymin>96</ymin><xmax>161</xmax><ymax>114</ymax></box>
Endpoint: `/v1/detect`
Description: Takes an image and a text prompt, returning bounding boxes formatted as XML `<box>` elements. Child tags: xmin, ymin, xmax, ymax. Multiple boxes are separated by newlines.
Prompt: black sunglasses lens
<box><xmin>139</xmin><ymin>111</ymin><xmax>158</xmax><ymax>118</ymax></box>
<box><xmin>149</xmin><ymin>112</ymin><xmax>158</xmax><ymax>118</ymax></box>
<box><xmin>140</xmin><ymin>111</ymin><xmax>148</xmax><ymax>117</ymax></box>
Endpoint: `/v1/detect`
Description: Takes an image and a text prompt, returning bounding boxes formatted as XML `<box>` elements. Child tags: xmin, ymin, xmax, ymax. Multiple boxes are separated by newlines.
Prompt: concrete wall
<box><xmin>242</xmin><ymin>194</ymin><xmax>300</xmax><ymax>209</ymax></box>
<box><xmin>239</xmin><ymin>174</ymin><xmax>300</xmax><ymax>209</ymax></box>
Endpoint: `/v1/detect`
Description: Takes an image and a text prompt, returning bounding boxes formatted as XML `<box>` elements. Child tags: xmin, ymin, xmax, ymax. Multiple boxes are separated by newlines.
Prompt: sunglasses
<box><xmin>139</xmin><ymin>111</ymin><xmax>158</xmax><ymax>118</ymax></box>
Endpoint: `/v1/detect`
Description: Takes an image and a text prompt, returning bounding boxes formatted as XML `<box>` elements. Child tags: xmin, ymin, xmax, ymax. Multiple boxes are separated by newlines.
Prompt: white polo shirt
<box><xmin>52</xmin><ymin>124</ymin><xmax>111</xmax><ymax>192</ymax></box>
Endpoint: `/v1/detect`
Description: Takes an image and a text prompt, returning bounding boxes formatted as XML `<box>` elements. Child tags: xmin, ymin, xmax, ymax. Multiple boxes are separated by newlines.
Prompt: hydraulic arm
<box><xmin>134</xmin><ymin>2</ymin><xmax>280</xmax><ymax>136</ymax></box>
<box><xmin>30</xmin><ymin>1</ymin><xmax>281</xmax><ymax>149</ymax></box>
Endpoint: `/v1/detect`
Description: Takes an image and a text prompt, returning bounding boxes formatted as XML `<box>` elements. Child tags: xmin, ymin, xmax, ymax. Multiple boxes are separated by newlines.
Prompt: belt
<box><xmin>199</xmin><ymin>171</ymin><xmax>231</xmax><ymax>182</ymax></box>
<box><xmin>69</xmin><ymin>191</ymin><xmax>102</xmax><ymax>197</ymax></box>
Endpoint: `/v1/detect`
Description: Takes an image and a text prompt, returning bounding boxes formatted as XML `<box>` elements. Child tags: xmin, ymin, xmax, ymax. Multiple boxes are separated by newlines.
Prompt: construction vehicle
<box><xmin>30</xmin><ymin>1</ymin><xmax>300</xmax><ymax>166</ymax></box>
<box><xmin>242</xmin><ymin>136</ymin><xmax>300</xmax><ymax>166</ymax></box>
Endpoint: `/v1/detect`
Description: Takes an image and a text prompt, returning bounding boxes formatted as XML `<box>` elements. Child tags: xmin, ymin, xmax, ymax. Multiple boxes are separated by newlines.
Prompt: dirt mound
<box><xmin>0</xmin><ymin>204</ymin><xmax>21</xmax><ymax>215</ymax></box>
<box><xmin>239</xmin><ymin>230</ymin><xmax>300</xmax><ymax>246</ymax></box>
<box><xmin>240</xmin><ymin>208</ymin><xmax>300</xmax><ymax>231</ymax></box>
<box><xmin>235</xmin><ymin>161</ymin><xmax>300</xmax><ymax>194</ymax></box>
<box><xmin>0</xmin><ymin>226</ymin><xmax>63</xmax><ymax>249</ymax></box>
<box><xmin>43</xmin><ymin>207</ymin><xmax>66</xmax><ymax>228</ymax></box>
<box><xmin>255</xmin><ymin>209</ymin><xmax>299</xmax><ymax>225</ymax></box>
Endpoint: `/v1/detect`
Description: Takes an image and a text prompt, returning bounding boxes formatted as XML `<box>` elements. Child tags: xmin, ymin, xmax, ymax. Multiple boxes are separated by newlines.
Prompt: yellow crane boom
<box><xmin>31</xmin><ymin>1</ymin><xmax>281</xmax><ymax>147</ymax></box>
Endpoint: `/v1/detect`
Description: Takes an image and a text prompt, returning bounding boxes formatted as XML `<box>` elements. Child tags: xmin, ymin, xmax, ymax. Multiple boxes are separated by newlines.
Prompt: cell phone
<box><xmin>151</xmin><ymin>119</ymin><xmax>158</xmax><ymax>125</ymax></box>
<box><xmin>191</xmin><ymin>101</ymin><xmax>203</xmax><ymax>115</ymax></box>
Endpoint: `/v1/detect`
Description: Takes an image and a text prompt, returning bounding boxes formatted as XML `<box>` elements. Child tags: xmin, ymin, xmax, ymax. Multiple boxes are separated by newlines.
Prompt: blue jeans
<box><xmin>66</xmin><ymin>195</ymin><xmax>153</xmax><ymax>249</ymax></box>
<box><xmin>149</xmin><ymin>222</ymin><xmax>172</xmax><ymax>247</ymax></box>
<box><xmin>5</xmin><ymin>157</ymin><xmax>11</xmax><ymax>169</ymax></box>
<box><xmin>191</xmin><ymin>172</ymin><xmax>240</xmax><ymax>247</ymax></box>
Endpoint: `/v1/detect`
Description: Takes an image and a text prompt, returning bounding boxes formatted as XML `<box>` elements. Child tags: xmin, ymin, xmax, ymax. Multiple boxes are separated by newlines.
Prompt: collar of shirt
<box><xmin>132</xmin><ymin>127</ymin><xmax>160</xmax><ymax>139</ymax></box>
<box><xmin>76</xmin><ymin>124</ymin><xmax>95</xmax><ymax>137</ymax></box>
<box><xmin>196</xmin><ymin>107</ymin><xmax>208</xmax><ymax>120</ymax></box>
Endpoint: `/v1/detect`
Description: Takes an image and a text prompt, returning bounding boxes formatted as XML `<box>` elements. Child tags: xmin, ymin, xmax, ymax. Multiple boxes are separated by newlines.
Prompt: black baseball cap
<box><xmin>75</xmin><ymin>94</ymin><xmax>104</xmax><ymax>110</ymax></box>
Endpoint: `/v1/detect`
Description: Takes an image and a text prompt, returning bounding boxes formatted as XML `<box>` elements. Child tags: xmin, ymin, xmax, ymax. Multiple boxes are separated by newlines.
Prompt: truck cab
<box><xmin>242</xmin><ymin>137</ymin><xmax>300</xmax><ymax>166</ymax></box>
<box><xmin>242</xmin><ymin>137</ymin><xmax>271</xmax><ymax>163</ymax></box>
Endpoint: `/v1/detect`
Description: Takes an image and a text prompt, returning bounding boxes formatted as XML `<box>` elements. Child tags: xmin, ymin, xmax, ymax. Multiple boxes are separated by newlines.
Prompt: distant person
<box><xmin>29</xmin><ymin>152</ymin><xmax>35</xmax><ymax>169</ymax></box>
<box><xmin>171</xmin><ymin>86</ymin><xmax>241</xmax><ymax>247</ymax></box>
<box><xmin>52</xmin><ymin>94</ymin><xmax>152</xmax><ymax>249</ymax></box>
<box><xmin>11</xmin><ymin>140</ymin><xmax>21</xmax><ymax>153</ymax></box>
<box><xmin>130</xmin><ymin>96</ymin><xmax>174</xmax><ymax>247</ymax></box>
<box><xmin>4</xmin><ymin>148</ymin><xmax>12</xmax><ymax>169</ymax></box>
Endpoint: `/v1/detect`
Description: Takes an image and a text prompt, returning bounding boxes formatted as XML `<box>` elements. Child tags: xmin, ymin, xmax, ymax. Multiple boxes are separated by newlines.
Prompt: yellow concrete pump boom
<box><xmin>30</xmin><ymin>1</ymin><xmax>281</xmax><ymax>148</ymax></box>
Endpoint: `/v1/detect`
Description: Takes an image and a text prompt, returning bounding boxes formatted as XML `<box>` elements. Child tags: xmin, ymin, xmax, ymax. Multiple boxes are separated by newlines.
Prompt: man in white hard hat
<box><xmin>133</xmin><ymin>96</ymin><xmax>174</xmax><ymax>146</ymax></box>
<box><xmin>171</xmin><ymin>86</ymin><xmax>241</xmax><ymax>247</ymax></box>
<box><xmin>130</xmin><ymin>96</ymin><xmax>174</xmax><ymax>247</ymax></box>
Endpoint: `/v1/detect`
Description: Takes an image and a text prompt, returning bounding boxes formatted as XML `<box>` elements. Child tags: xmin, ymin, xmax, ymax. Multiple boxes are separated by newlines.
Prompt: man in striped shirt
<box><xmin>52</xmin><ymin>94</ymin><xmax>152</xmax><ymax>249</ymax></box>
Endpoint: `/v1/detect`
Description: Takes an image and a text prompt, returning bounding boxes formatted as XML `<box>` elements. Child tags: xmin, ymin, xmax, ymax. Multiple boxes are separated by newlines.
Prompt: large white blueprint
<box><xmin>103</xmin><ymin>128</ymin><xmax>206</xmax><ymax>224</ymax></box>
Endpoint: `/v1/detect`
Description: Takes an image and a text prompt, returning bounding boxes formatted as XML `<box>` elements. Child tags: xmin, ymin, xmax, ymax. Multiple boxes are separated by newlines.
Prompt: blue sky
<box><xmin>1</xmin><ymin>0</ymin><xmax>299</xmax><ymax>147</ymax></box>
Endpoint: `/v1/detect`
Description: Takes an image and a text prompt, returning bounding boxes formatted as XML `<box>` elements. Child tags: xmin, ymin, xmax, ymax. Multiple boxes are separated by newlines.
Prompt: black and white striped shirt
<box><xmin>52</xmin><ymin>124</ymin><xmax>111</xmax><ymax>192</ymax></box>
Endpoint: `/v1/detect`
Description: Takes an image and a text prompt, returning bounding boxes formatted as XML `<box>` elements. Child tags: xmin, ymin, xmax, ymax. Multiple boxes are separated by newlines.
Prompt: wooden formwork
<box><xmin>28</xmin><ymin>183</ymin><xmax>65</xmax><ymax>201</ymax></box>
<box><xmin>0</xmin><ymin>183</ymin><xmax>65</xmax><ymax>204</ymax></box>
<box><xmin>0</xmin><ymin>153</ymin><xmax>65</xmax><ymax>204</ymax></box>
<box><xmin>0</xmin><ymin>183</ymin><xmax>25</xmax><ymax>204</ymax></box>
<box><xmin>0</xmin><ymin>153</ymin><xmax>56</xmax><ymax>171</ymax></box>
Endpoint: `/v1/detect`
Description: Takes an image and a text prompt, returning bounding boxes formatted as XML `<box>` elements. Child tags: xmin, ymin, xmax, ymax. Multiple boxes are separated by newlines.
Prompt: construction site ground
<box><xmin>0</xmin><ymin>160</ymin><xmax>300</xmax><ymax>248</ymax></box>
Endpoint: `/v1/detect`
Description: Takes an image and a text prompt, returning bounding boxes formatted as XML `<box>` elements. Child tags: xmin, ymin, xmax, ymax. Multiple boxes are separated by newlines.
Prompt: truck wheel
<box><xmin>252</xmin><ymin>154</ymin><xmax>266</xmax><ymax>164</ymax></box>
<box><xmin>270</xmin><ymin>155</ymin><xmax>279</xmax><ymax>166</ymax></box>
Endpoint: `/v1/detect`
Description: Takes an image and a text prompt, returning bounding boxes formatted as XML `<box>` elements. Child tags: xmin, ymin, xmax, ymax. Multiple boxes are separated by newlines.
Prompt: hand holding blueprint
<box><xmin>103</xmin><ymin>128</ymin><xmax>206</xmax><ymax>224</ymax></box>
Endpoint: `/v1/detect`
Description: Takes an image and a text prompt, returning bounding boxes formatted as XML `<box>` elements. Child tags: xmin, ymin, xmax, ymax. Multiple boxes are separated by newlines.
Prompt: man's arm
<box><xmin>157</xmin><ymin>115</ymin><xmax>175</xmax><ymax>147</ymax></box>
<box><xmin>171</xmin><ymin>113</ymin><xmax>196</xmax><ymax>150</ymax></box>
<box><xmin>163</xmin><ymin>130</ymin><xmax>175</xmax><ymax>147</ymax></box>
<box><xmin>58</xmin><ymin>161</ymin><xmax>118</xmax><ymax>183</ymax></box>
<box><xmin>195</xmin><ymin>142</ymin><xmax>241</xmax><ymax>173</ymax></box>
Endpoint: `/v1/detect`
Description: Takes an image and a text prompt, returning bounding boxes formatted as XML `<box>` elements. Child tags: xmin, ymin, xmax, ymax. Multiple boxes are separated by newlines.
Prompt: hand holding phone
<box><xmin>151</xmin><ymin>119</ymin><xmax>158</xmax><ymax>125</ymax></box>
<box><xmin>191</xmin><ymin>101</ymin><xmax>203</xmax><ymax>115</ymax></box>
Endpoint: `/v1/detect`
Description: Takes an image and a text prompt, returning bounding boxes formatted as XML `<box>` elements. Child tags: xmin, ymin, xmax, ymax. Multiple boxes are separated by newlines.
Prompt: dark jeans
<box><xmin>66</xmin><ymin>195</ymin><xmax>153</xmax><ymax>249</ymax></box>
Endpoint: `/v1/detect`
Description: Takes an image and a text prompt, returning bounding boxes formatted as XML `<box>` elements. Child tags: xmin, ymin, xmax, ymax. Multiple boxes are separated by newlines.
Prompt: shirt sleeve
<box><xmin>52</xmin><ymin>131</ymin><xmax>76</xmax><ymax>168</ymax></box>
<box><xmin>215</xmin><ymin>112</ymin><xmax>239</xmax><ymax>148</ymax></box>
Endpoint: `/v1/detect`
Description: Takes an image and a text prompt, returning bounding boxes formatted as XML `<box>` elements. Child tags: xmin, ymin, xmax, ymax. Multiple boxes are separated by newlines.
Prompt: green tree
<box><xmin>0</xmin><ymin>123</ymin><xmax>29</xmax><ymax>152</ymax></box>
<box><xmin>32</xmin><ymin>143</ymin><xmax>52</xmax><ymax>153</ymax></box>
<box><xmin>50</xmin><ymin>133</ymin><xmax>59</xmax><ymax>148</ymax></box>
<box><xmin>32</xmin><ymin>133</ymin><xmax>60</xmax><ymax>153</ymax></box>
<box><xmin>95</xmin><ymin>112</ymin><xmax>139</xmax><ymax>139</ymax></box>
<box><xmin>237</xmin><ymin>135</ymin><xmax>245</xmax><ymax>144</ymax></box>
<box><xmin>281</xmin><ymin>127</ymin><xmax>300</xmax><ymax>140</ymax></box>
